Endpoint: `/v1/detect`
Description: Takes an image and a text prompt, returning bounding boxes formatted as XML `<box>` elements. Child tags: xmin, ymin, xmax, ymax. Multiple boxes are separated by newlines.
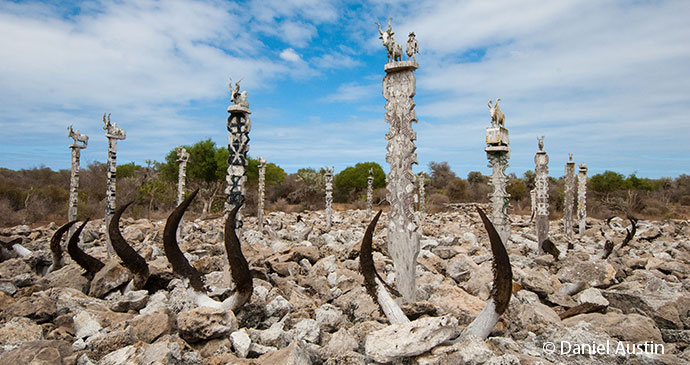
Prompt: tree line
<box><xmin>1</xmin><ymin>139</ymin><xmax>689</xmax><ymax>227</ymax></box>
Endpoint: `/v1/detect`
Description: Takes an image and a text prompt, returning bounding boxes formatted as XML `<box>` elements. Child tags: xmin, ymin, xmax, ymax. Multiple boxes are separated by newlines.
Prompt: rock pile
<box><xmin>0</xmin><ymin>210</ymin><xmax>688</xmax><ymax>364</ymax></box>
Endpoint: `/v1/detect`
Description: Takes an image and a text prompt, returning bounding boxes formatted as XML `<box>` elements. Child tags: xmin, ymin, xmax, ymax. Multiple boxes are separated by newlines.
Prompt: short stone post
<box><xmin>485</xmin><ymin>99</ymin><xmax>511</xmax><ymax>244</ymax></box>
<box><xmin>418</xmin><ymin>170</ymin><xmax>426</xmax><ymax>213</ymax></box>
<box><xmin>377</xmin><ymin>17</ymin><xmax>420</xmax><ymax>302</ymax></box>
<box><xmin>366</xmin><ymin>168</ymin><xmax>374</xmax><ymax>216</ymax></box>
<box><xmin>534</xmin><ymin>136</ymin><xmax>549</xmax><ymax>251</ymax></box>
<box><xmin>325</xmin><ymin>166</ymin><xmax>334</xmax><ymax>229</ymax></box>
<box><xmin>226</xmin><ymin>78</ymin><xmax>251</xmax><ymax>231</ymax></box>
<box><xmin>577</xmin><ymin>163</ymin><xmax>588</xmax><ymax>235</ymax></box>
<box><xmin>67</xmin><ymin>125</ymin><xmax>88</xmax><ymax>238</ymax></box>
<box><xmin>563</xmin><ymin>154</ymin><xmax>576</xmax><ymax>242</ymax></box>
<box><xmin>103</xmin><ymin>113</ymin><xmax>126</xmax><ymax>258</ymax></box>
<box><xmin>257</xmin><ymin>157</ymin><xmax>266</xmax><ymax>232</ymax></box>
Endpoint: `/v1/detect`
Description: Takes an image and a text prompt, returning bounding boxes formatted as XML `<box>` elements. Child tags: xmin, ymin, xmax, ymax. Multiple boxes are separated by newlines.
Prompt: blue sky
<box><xmin>0</xmin><ymin>0</ymin><xmax>689</xmax><ymax>179</ymax></box>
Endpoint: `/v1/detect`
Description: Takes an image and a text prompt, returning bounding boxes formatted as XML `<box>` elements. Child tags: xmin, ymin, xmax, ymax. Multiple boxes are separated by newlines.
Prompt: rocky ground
<box><xmin>0</xmin><ymin>206</ymin><xmax>688</xmax><ymax>364</ymax></box>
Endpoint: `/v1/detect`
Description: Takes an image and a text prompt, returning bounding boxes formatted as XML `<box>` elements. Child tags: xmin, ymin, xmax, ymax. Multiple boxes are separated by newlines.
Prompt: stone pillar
<box><xmin>379</xmin><ymin>19</ymin><xmax>420</xmax><ymax>302</ymax></box>
<box><xmin>325</xmin><ymin>166</ymin><xmax>334</xmax><ymax>229</ymax></box>
<box><xmin>257</xmin><ymin>157</ymin><xmax>266</xmax><ymax>232</ymax></box>
<box><xmin>530</xmin><ymin>189</ymin><xmax>536</xmax><ymax>219</ymax></box>
<box><xmin>534</xmin><ymin>136</ymin><xmax>549</xmax><ymax>251</ymax></box>
<box><xmin>67</xmin><ymin>125</ymin><xmax>88</xmax><ymax>238</ymax></box>
<box><xmin>563</xmin><ymin>154</ymin><xmax>576</xmax><ymax>242</ymax></box>
<box><xmin>484</xmin><ymin>103</ymin><xmax>511</xmax><ymax>244</ymax></box>
<box><xmin>225</xmin><ymin>79</ymin><xmax>251</xmax><ymax>231</ymax></box>
<box><xmin>366</xmin><ymin>168</ymin><xmax>374</xmax><ymax>216</ymax></box>
<box><xmin>418</xmin><ymin>170</ymin><xmax>426</xmax><ymax>213</ymax></box>
<box><xmin>176</xmin><ymin>147</ymin><xmax>189</xmax><ymax>206</ymax></box>
<box><xmin>577</xmin><ymin>163</ymin><xmax>588</xmax><ymax>235</ymax></box>
<box><xmin>103</xmin><ymin>113</ymin><xmax>126</xmax><ymax>258</ymax></box>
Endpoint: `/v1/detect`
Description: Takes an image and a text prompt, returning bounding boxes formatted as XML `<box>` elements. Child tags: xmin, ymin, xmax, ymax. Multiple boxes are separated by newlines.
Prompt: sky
<box><xmin>0</xmin><ymin>0</ymin><xmax>689</xmax><ymax>179</ymax></box>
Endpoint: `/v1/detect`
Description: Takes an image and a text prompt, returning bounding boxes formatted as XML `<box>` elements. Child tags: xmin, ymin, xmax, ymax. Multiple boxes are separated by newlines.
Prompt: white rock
<box><xmin>290</xmin><ymin>318</ymin><xmax>320</xmax><ymax>344</ymax></box>
<box><xmin>266</xmin><ymin>295</ymin><xmax>293</xmax><ymax>317</ymax></box>
<box><xmin>578</xmin><ymin>287</ymin><xmax>609</xmax><ymax>306</ymax></box>
<box><xmin>230</xmin><ymin>328</ymin><xmax>252</xmax><ymax>358</ymax></box>
<box><xmin>365</xmin><ymin>315</ymin><xmax>459</xmax><ymax>363</ymax></box>
<box><xmin>73</xmin><ymin>311</ymin><xmax>102</xmax><ymax>339</ymax></box>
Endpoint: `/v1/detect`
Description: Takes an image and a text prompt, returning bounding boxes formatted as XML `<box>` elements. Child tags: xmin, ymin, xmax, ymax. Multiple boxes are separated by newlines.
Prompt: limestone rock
<box><xmin>258</xmin><ymin>340</ymin><xmax>313</xmax><ymax>365</ymax></box>
<box><xmin>100</xmin><ymin>336</ymin><xmax>202</xmax><ymax>365</ymax></box>
<box><xmin>557</xmin><ymin>260</ymin><xmax>616</xmax><ymax>287</ymax></box>
<box><xmin>563</xmin><ymin>312</ymin><xmax>663</xmax><ymax>343</ymax></box>
<box><xmin>577</xmin><ymin>287</ymin><xmax>609</xmax><ymax>306</ymax></box>
<box><xmin>73</xmin><ymin>310</ymin><xmax>102</xmax><ymax>339</ymax></box>
<box><xmin>177</xmin><ymin>307</ymin><xmax>238</xmax><ymax>342</ymax></box>
<box><xmin>230</xmin><ymin>328</ymin><xmax>252</xmax><ymax>358</ymax></box>
<box><xmin>110</xmin><ymin>289</ymin><xmax>149</xmax><ymax>312</ymax></box>
<box><xmin>129</xmin><ymin>309</ymin><xmax>171</xmax><ymax>343</ymax></box>
<box><xmin>0</xmin><ymin>340</ymin><xmax>73</xmax><ymax>364</ymax></box>
<box><xmin>364</xmin><ymin>315</ymin><xmax>459</xmax><ymax>363</ymax></box>
<box><xmin>88</xmin><ymin>261</ymin><xmax>132</xmax><ymax>298</ymax></box>
<box><xmin>0</xmin><ymin>317</ymin><xmax>43</xmax><ymax>344</ymax></box>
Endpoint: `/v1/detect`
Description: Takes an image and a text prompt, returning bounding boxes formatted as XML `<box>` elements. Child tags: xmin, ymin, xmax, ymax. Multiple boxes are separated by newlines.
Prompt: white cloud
<box><xmin>279</xmin><ymin>48</ymin><xmax>303</xmax><ymax>62</ymax></box>
<box><xmin>320</xmin><ymin>82</ymin><xmax>379</xmax><ymax>103</ymax></box>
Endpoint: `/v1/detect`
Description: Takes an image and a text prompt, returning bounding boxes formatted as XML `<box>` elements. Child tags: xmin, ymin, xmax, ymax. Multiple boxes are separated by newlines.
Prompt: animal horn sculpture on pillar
<box><xmin>67</xmin><ymin>125</ymin><xmax>88</xmax><ymax>238</ymax></box>
<box><xmin>103</xmin><ymin>113</ymin><xmax>126</xmax><ymax>259</ymax></box>
<box><xmin>485</xmin><ymin>99</ymin><xmax>511</xmax><ymax>244</ymax></box>
<box><xmin>226</xmin><ymin>78</ymin><xmax>251</xmax><ymax>232</ymax></box>
<box><xmin>378</xmin><ymin>17</ymin><xmax>420</xmax><ymax>302</ymax></box>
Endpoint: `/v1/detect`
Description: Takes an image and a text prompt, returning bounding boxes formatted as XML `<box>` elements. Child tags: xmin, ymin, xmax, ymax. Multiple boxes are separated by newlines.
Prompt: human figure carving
<box><xmin>67</xmin><ymin>125</ymin><xmax>88</xmax><ymax>148</ymax></box>
<box><xmin>488</xmin><ymin>99</ymin><xmax>505</xmax><ymax>127</ymax></box>
<box><xmin>375</xmin><ymin>17</ymin><xmax>403</xmax><ymax>63</ymax></box>
<box><xmin>406</xmin><ymin>32</ymin><xmax>418</xmax><ymax>62</ymax></box>
<box><xmin>229</xmin><ymin>77</ymin><xmax>249</xmax><ymax>108</ymax></box>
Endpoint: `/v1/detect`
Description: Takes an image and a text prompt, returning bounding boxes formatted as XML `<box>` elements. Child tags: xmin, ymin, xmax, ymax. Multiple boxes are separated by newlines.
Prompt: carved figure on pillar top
<box><xmin>406</xmin><ymin>32</ymin><xmax>418</xmax><ymax>62</ymax></box>
<box><xmin>488</xmin><ymin>99</ymin><xmax>505</xmax><ymax>127</ymax></box>
<box><xmin>538</xmin><ymin>135</ymin><xmax>544</xmax><ymax>151</ymax></box>
<box><xmin>68</xmin><ymin>125</ymin><xmax>88</xmax><ymax>148</ymax></box>
<box><xmin>375</xmin><ymin>17</ymin><xmax>403</xmax><ymax>63</ymax></box>
<box><xmin>103</xmin><ymin>113</ymin><xmax>126</xmax><ymax>140</ymax></box>
<box><xmin>229</xmin><ymin>78</ymin><xmax>250</xmax><ymax>109</ymax></box>
<box><xmin>176</xmin><ymin>147</ymin><xmax>189</xmax><ymax>163</ymax></box>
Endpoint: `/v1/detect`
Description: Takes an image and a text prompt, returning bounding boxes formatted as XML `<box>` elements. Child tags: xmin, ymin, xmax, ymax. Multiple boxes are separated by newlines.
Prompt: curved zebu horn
<box><xmin>222</xmin><ymin>203</ymin><xmax>253</xmax><ymax>311</ymax></box>
<box><xmin>462</xmin><ymin>206</ymin><xmax>513</xmax><ymax>339</ymax></box>
<box><xmin>163</xmin><ymin>189</ymin><xmax>206</xmax><ymax>291</ymax></box>
<box><xmin>48</xmin><ymin>220</ymin><xmax>78</xmax><ymax>272</ymax></box>
<box><xmin>359</xmin><ymin>210</ymin><xmax>408</xmax><ymax>324</ymax></box>
<box><xmin>621</xmin><ymin>215</ymin><xmax>637</xmax><ymax>247</ymax></box>
<box><xmin>68</xmin><ymin>218</ymin><xmax>105</xmax><ymax>275</ymax></box>
<box><xmin>540</xmin><ymin>238</ymin><xmax>560</xmax><ymax>261</ymax></box>
<box><xmin>109</xmin><ymin>201</ymin><xmax>149</xmax><ymax>289</ymax></box>
<box><xmin>0</xmin><ymin>237</ymin><xmax>23</xmax><ymax>250</ymax></box>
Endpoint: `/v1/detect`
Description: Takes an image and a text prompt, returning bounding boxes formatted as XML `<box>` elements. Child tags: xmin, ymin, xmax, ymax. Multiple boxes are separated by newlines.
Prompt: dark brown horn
<box><xmin>476</xmin><ymin>206</ymin><xmax>513</xmax><ymax>315</ymax></box>
<box><xmin>621</xmin><ymin>215</ymin><xmax>637</xmax><ymax>247</ymax></box>
<box><xmin>359</xmin><ymin>210</ymin><xmax>400</xmax><ymax>303</ymax></box>
<box><xmin>0</xmin><ymin>237</ymin><xmax>23</xmax><ymax>250</ymax></box>
<box><xmin>68</xmin><ymin>219</ymin><xmax>105</xmax><ymax>275</ymax></box>
<box><xmin>224</xmin><ymin>203</ymin><xmax>253</xmax><ymax>301</ymax></box>
<box><xmin>540</xmin><ymin>238</ymin><xmax>560</xmax><ymax>261</ymax></box>
<box><xmin>50</xmin><ymin>220</ymin><xmax>78</xmax><ymax>267</ymax></box>
<box><xmin>109</xmin><ymin>201</ymin><xmax>149</xmax><ymax>288</ymax></box>
<box><xmin>163</xmin><ymin>189</ymin><xmax>205</xmax><ymax>291</ymax></box>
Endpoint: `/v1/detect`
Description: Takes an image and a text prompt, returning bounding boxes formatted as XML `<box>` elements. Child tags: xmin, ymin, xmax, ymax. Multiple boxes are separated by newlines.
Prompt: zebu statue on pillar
<box><xmin>488</xmin><ymin>99</ymin><xmax>505</xmax><ymax>127</ymax></box>
<box><xmin>229</xmin><ymin>78</ymin><xmax>249</xmax><ymax>108</ymax></box>
<box><xmin>375</xmin><ymin>17</ymin><xmax>403</xmax><ymax>63</ymax></box>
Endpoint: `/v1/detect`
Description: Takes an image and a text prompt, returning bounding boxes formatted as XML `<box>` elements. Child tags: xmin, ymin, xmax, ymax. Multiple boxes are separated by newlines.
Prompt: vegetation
<box><xmin>1</xmin><ymin>140</ymin><xmax>689</xmax><ymax>227</ymax></box>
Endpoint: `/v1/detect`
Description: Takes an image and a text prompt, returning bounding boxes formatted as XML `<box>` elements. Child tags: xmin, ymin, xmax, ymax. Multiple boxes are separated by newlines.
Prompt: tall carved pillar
<box><xmin>485</xmin><ymin>99</ymin><xmax>511</xmax><ymax>244</ymax></box>
<box><xmin>67</xmin><ymin>125</ymin><xmax>88</xmax><ymax>238</ymax></box>
<box><xmin>418</xmin><ymin>170</ymin><xmax>426</xmax><ymax>213</ymax></box>
<box><xmin>176</xmin><ymin>147</ymin><xmax>189</xmax><ymax>206</ymax></box>
<box><xmin>257</xmin><ymin>158</ymin><xmax>266</xmax><ymax>232</ymax></box>
<box><xmin>378</xmin><ymin>18</ymin><xmax>420</xmax><ymax>302</ymax></box>
<box><xmin>563</xmin><ymin>154</ymin><xmax>576</xmax><ymax>242</ymax></box>
<box><xmin>530</xmin><ymin>189</ymin><xmax>536</xmax><ymax>220</ymax></box>
<box><xmin>577</xmin><ymin>163</ymin><xmax>588</xmax><ymax>235</ymax></box>
<box><xmin>103</xmin><ymin>113</ymin><xmax>126</xmax><ymax>258</ymax></box>
<box><xmin>534</xmin><ymin>136</ymin><xmax>549</xmax><ymax>251</ymax></box>
<box><xmin>226</xmin><ymin>79</ymin><xmax>251</xmax><ymax>231</ymax></box>
<box><xmin>325</xmin><ymin>167</ymin><xmax>334</xmax><ymax>229</ymax></box>
<box><xmin>366</xmin><ymin>168</ymin><xmax>374</xmax><ymax>216</ymax></box>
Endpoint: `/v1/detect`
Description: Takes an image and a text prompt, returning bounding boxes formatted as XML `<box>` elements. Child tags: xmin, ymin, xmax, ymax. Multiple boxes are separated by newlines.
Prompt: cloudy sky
<box><xmin>1</xmin><ymin>0</ymin><xmax>688</xmax><ymax>179</ymax></box>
